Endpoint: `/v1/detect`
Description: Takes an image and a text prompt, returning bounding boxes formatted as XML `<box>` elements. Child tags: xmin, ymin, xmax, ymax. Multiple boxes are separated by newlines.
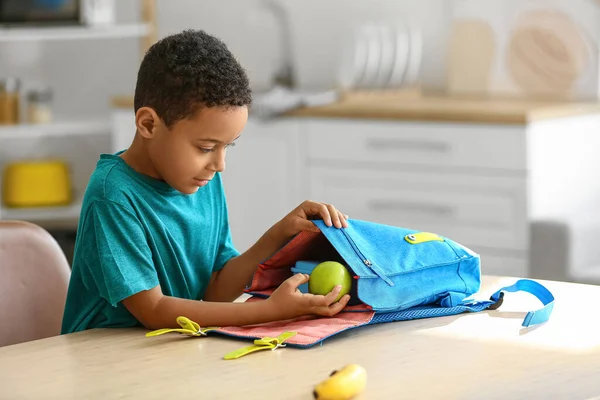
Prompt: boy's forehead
<box><xmin>177</xmin><ymin>105</ymin><xmax>247</xmax><ymax>142</ymax></box>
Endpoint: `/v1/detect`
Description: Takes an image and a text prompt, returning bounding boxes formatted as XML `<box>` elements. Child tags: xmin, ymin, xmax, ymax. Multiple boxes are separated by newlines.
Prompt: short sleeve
<box><xmin>78</xmin><ymin>200</ymin><xmax>159</xmax><ymax>307</ymax></box>
<box><xmin>212</xmin><ymin>177</ymin><xmax>240</xmax><ymax>273</ymax></box>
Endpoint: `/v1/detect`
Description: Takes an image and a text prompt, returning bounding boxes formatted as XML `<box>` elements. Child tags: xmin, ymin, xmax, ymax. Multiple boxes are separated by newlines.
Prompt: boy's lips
<box><xmin>193</xmin><ymin>177</ymin><xmax>212</xmax><ymax>187</ymax></box>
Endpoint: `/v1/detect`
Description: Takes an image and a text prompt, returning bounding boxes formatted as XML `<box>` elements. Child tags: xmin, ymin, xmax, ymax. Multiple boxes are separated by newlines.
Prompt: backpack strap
<box><xmin>484</xmin><ymin>279</ymin><xmax>555</xmax><ymax>327</ymax></box>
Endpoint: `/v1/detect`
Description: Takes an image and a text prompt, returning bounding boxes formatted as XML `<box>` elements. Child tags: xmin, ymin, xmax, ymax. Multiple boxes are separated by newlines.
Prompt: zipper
<box><xmin>340</xmin><ymin>229</ymin><xmax>394</xmax><ymax>286</ymax></box>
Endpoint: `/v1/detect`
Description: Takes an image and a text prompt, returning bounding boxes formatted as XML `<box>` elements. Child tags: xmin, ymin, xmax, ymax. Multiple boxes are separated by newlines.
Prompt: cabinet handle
<box><xmin>367</xmin><ymin>199</ymin><xmax>454</xmax><ymax>216</ymax></box>
<box><xmin>365</xmin><ymin>138</ymin><xmax>450</xmax><ymax>153</ymax></box>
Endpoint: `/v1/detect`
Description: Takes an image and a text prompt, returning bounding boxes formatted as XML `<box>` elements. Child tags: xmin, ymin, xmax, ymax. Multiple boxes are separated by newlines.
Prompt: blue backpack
<box><xmin>240</xmin><ymin>219</ymin><xmax>555</xmax><ymax>344</ymax></box>
<box><xmin>147</xmin><ymin>219</ymin><xmax>555</xmax><ymax>357</ymax></box>
<box><xmin>305</xmin><ymin>219</ymin><xmax>554</xmax><ymax>325</ymax></box>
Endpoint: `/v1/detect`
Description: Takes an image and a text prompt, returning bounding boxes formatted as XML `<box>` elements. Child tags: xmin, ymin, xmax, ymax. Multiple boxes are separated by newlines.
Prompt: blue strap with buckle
<box><xmin>487</xmin><ymin>279</ymin><xmax>555</xmax><ymax>327</ymax></box>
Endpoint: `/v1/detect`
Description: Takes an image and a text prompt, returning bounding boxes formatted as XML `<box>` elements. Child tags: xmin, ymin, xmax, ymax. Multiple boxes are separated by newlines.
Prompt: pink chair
<box><xmin>0</xmin><ymin>220</ymin><xmax>71</xmax><ymax>347</ymax></box>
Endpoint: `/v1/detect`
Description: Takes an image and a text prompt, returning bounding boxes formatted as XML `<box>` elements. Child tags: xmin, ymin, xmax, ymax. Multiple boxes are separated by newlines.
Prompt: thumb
<box><xmin>297</xmin><ymin>219</ymin><xmax>321</xmax><ymax>233</ymax></box>
<box><xmin>285</xmin><ymin>273</ymin><xmax>310</xmax><ymax>290</ymax></box>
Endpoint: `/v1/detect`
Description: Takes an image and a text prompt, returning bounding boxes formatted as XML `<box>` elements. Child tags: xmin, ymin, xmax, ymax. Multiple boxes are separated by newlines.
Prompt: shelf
<box><xmin>0</xmin><ymin>120</ymin><xmax>110</xmax><ymax>140</ymax></box>
<box><xmin>0</xmin><ymin>201</ymin><xmax>81</xmax><ymax>223</ymax></box>
<box><xmin>0</xmin><ymin>23</ymin><xmax>150</xmax><ymax>42</ymax></box>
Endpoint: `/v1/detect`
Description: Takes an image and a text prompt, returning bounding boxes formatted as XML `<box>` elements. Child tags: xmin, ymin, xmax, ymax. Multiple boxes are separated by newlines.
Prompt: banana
<box><xmin>313</xmin><ymin>364</ymin><xmax>367</xmax><ymax>400</ymax></box>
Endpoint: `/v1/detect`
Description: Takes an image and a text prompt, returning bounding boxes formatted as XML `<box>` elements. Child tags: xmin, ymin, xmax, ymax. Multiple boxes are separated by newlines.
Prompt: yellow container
<box><xmin>2</xmin><ymin>160</ymin><xmax>72</xmax><ymax>208</ymax></box>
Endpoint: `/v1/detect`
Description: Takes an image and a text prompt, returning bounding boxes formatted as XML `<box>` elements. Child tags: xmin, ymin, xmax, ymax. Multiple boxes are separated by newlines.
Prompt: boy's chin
<box><xmin>177</xmin><ymin>185</ymin><xmax>200</xmax><ymax>195</ymax></box>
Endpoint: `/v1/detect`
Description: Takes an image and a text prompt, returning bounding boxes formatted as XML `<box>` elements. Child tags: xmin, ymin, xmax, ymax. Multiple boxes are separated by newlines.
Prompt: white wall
<box><xmin>0</xmin><ymin>0</ymin><xmax>447</xmax><ymax>121</ymax></box>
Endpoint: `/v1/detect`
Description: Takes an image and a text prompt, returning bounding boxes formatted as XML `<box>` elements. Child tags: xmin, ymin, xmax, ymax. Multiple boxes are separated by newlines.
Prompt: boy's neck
<box><xmin>120</xmin><ymin>134</ymin><xmax>162</xmax><ymax>180</ymax></box>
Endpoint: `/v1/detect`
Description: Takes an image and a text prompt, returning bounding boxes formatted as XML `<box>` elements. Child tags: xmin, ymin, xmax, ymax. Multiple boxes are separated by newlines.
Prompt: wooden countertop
<box><xmin>111</xmin><ymin>95</ymin><xmax>135</xmax><ymax>109</ymax></box>
<box><xmin>112</xmin><ymin>92</ymin><xmax>600</xmax><ymax>125</ymax></box>
<box><xmin>288</xmin><ymin>91</ymin><xmax>600</xmax><ymax>125</ymax></box>
<box><xmin>1</xmin><ymin>276</ymin><xmax>600</xmax><ymax>399</ymax></box>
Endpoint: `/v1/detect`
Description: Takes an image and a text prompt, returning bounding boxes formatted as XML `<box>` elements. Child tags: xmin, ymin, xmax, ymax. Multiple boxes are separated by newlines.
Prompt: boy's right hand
<box><xmin>265</xmin><ymin>274</ymin><xmax>351</xmax><ymax>320</ymax></box>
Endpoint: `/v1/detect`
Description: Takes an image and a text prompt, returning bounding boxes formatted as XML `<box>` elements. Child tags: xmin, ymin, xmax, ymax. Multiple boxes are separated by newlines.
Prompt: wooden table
<box><xmin>1</xmin><ymin>276</ymin><xmax>599</xmax><ymax>399</ymax></box>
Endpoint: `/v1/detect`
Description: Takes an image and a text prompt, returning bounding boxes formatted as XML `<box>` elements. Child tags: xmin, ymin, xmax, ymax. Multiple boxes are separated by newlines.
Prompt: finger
<box><xmin>282</xmin><ymin>273</ymin><xmax>310</xmax><ymax>291</ymax></box>
<box><xmin>322</xmin><ymin>285</ymin><xmax>343</xmax><ymax>305</ymax></box>
<box><xmin>337</xmin><ymin>210</ymin><xmax>349</xmax><ymax>228</ymax></box>
<box><xmin>315</xmin><ymin>203</ymin><xmax>332</xmax><ymax>226</ymax></box>
<box><xmin>305</xmin><ymin>285</ymin><xmax>341</xmax><ymax>307</ymax></box>
<box><xmin>300</xmin><ymin>201</ymin><xmax>331</xmax><ymax>225</ymax></box>
<box><xmin>306</xmin><ymin>293</ymin><xmax>329</xmax><ymax>308</ymax></box>
<box><xmin>327</xmin><ymin>294</ymin><xmax>351</xmax><ymax>314</ymax></box>
<box><xmin>327</xmin><ymin>204</ymin><xmax>342</xmax><ymax>228</ymax></box>
<box><xmin>312</xmin><ymin>294</ymin><xmax>351</xmax><ymax>317</ymax></box>
<box><xmin>302</xmin><ymin>202</ymin><xmax>332</xmax><ymax>226</ymax></box>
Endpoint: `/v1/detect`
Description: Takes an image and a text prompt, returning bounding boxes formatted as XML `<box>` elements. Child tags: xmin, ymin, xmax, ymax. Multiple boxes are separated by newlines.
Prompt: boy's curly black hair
<box><xmin>134</xmin><ymin>29</ymin><xmax>252</xmax><ymax>127</ymax></box>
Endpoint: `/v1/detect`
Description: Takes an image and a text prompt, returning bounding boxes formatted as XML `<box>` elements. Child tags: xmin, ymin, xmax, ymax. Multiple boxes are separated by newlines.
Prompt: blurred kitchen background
<box><xmin>2</xmin><ymin>0</ymin><xmax>600</xmax><ymax>285</ymax></box>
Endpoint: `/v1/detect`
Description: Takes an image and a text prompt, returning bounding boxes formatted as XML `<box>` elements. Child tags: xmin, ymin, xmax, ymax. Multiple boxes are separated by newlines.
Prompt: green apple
<box><xmin>308</xmin><ymin>261</ymin><xmax>352</xmax><ymax>302</ymax></box>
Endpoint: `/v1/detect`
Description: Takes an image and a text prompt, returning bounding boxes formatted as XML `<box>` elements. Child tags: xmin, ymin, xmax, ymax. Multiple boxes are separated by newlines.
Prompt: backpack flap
<box><xmin>313</xmin><ymin>219</ymin><xmax>482</xmax><ymax>312</ymax></box>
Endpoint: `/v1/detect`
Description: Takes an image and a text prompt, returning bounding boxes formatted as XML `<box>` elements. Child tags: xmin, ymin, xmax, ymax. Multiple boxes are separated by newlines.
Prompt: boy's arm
<box><xmin>123</xmin><ymin>285</ymin><xmax>279</xmax><ymax>329</ymax></box>
<box><xmin>203</xmin><ymin>200</ymin><xmax>349</xmax><ymax>302</ymax></box>
<box><xmin>123</xmin><ymin>274</ymin><xmax>349</xmax><ymax>329</ymax></box>
<box><xmin>203</xmin><ymin>221</ymin><xmax>288</xmax><ymax>302</ymax></box>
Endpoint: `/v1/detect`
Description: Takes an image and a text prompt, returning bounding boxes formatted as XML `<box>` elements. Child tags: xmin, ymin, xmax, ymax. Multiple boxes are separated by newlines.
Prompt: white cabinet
<box><xmin>298</xmin><ymin>112</ymin><xmax>600</xmax><ymax>280</ymax></box>
<box><xmin>222</xmin><ymin>118</ymin><xmax>304</xmax><ymax>252</ymax></box>
<box><xmin>302</xmin><ymin>118</ymin><xmax>530</xmax><ymax>277</ymax></box>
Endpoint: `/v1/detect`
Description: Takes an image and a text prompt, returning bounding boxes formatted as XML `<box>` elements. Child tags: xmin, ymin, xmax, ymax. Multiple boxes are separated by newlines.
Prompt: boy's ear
<box><xmin>135</xmin><ymin>107</ymin><xmax>161</xmax><ymax>139</ymax></box>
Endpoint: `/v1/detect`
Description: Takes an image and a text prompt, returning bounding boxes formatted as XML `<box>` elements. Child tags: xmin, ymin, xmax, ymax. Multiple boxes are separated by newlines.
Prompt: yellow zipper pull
<box><xmin>145</xmin><ymin>316</ymin><xmax>219</xmax><ymax>337</ymax></box>
<box><xmin>405</xmin><ymin>232</ymin><xmax>444</xmax><ymax>244</ymax></box>
<box><xmin>223</xmin><ymin>331</ymin><xmax>297</xmax><ymax>360</ymax></box>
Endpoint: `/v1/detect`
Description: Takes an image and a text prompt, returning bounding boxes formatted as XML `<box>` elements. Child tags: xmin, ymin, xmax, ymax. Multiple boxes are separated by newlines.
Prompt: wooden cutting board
<box><xmin>447</xmin><ymin>19</ymin><xmax>496</xmax><ymax>95</ymax></box>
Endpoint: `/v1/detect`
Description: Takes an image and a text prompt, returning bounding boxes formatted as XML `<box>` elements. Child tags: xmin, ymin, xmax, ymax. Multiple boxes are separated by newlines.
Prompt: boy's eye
<box><xmin>198</xmin><ymin>142</ymin><xmax>235</xmax><ymax>153</ymax></box>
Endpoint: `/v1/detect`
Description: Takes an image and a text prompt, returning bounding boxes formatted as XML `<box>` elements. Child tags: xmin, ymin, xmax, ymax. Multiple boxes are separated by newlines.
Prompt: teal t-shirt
<box><xmin>61</xmin><ymin>153</ymin><xmax>239</xmax><ymax>334</ymax></box>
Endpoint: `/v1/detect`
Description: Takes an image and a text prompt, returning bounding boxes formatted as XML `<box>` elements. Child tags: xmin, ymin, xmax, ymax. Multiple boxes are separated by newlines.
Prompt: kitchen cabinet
<box><xmin>221</xmin><ymin>118</ymin><xmax>304</xmax><ymax>253</ymax></box>
<box><xmin>286</xmin><ymin>93</ymin><xmax>600</xmax><ymax>279</ymax></box>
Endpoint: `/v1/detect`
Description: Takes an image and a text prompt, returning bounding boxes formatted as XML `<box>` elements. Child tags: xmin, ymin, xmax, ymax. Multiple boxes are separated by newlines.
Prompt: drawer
<box><xmin>304</xmin><ymin>119</ymin><xmax>526</xmax><ymax>171</ymax></box>
<box><xmin>308</xmin><ymin>167</ymin><xmax>527</xmax><ymax>251</ymax></box>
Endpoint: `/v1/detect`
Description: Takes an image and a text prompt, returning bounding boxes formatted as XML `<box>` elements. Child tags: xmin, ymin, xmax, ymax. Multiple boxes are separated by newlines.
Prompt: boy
<box><xmin>61</xmin><ymin>29</ymin><xmax>350</xmax><ymax>334</ymax></box>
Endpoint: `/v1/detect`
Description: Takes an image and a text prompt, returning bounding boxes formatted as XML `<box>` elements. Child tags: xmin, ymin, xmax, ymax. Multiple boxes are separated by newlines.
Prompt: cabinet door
<box><xmin>222</xmin><ymin>118</ymin><xmax>303</xmax><ymax>252</ymax></box>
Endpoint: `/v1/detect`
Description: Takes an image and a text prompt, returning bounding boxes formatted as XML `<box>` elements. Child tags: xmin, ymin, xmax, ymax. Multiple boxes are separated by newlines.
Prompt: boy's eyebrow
<box><xmin>196</xmin><ymin>134</ymin><xmax>241</xmax><ymax>144</ymax></box>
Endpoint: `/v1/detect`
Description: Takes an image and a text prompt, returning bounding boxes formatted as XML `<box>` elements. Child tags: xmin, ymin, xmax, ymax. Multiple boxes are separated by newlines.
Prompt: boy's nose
<box><xmin>208</xmin><ymin>153</ymin><xmax>226</xmax><ymax>172</ymax></box>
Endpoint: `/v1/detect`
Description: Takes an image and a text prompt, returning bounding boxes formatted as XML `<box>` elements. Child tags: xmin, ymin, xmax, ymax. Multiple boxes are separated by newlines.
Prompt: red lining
<box><xmin>217</xmin><ymin>297</ymin><xmax>375</xmax><ymax>346</ymax></box>
<box><xmin>247</xmin><ymin>230</ymin><xmax>345</xmax><ymax>292</ymax></box>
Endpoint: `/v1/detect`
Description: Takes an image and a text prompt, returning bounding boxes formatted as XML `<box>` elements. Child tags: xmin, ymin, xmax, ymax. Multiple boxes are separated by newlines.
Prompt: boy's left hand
<box><xmin>277</xmin><ymin>200</ymin><xmax>349</xmax><ymax>238</ymax></box>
